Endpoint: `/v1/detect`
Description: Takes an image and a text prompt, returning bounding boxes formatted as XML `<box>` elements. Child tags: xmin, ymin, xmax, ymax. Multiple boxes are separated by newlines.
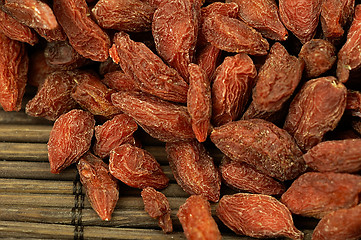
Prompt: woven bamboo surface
<box><xmin>0</xmin><ymin>90</ymin><xmax>316</xmax><ymax>240</ymax></box>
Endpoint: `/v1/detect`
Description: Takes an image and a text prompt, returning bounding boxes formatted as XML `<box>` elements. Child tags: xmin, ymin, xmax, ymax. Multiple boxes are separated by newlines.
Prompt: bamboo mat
<box><xmin>0</xmin><ymin>92</ymin><xmax>315</xmax><ymax>239</ymax></box>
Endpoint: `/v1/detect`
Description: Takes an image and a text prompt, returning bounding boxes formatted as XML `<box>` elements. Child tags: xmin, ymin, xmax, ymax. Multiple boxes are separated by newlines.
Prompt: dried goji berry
<box><xmin>109</xmin><ymin>32</ymin><xmax>189</xmax><ymax>103</ymax></box>
<box><xmin>279</xmin><ymin>0</ymin><xmax>322</xmax><ymax>44</ymax></box>
<box><xmin>47</xmin><ymin>109</ymin><xmax>95</xmax><ymax>174</ymax></box>
<box><xmin>312</xmin><ymin>204</ymin><xmax>361</xmax><ymax>240</ymax></box>
<box><xmin>303</xmin><ymin>139</ymin><xmax>361</xmax><ymax>173</ymax></box>
<box><xmin>141</xmin><ymin>187</ymin><xmax>173</xmax><ymax>233</ymax></box>
<box><xmin>109</xmin><ymin>144</ymin><xmax>169</xmax><ymax>189</ymax></box>
<box><xmin>53</xmin><ymin>0</ymin><xmax>111</xmax><ymax>62</ymax></box>
<box><xmin>111</xmin><ymin>91</ymin><xmax>195</xmax><ymax>142</ymax></box>
<box><xmin>26</xmin><ymin>71</ymin><xmax>78</xmax><ymax>121</ymax></box>
<box><xmin>101</xmin><ymin>71</ymin><xmax>138</xmax><ymax>92</ymax></box>
<box><xmin>71</xmin><ymin>71</ymin><xmax>120</xmax><ymax>117</ymax></box>
<box><xmin>211</xmin><ymin>53</ymin><xmax>257</xmax><ymax>126</ymax></box>
<box><xmin>0</xmin><ymin>32</ymin><xmax>28</xmax><ymax>112</ymax></box>
<box><xmin>242</xmin><ymin>42</ymin><xmax>303</xmax><ymax>123</ymax></box>
<box><xmin>152</xmin><ymin>0</ymin><xmax>200</xmax><ymax>81</ymax></box>
<box><xmin>2</xmin><ymin>0</ymin><xmax>58</xmax><ymax>30</ymax></box>
<box><xmin>211</xmin><ymin>119</ymin><xmax>306</xmax><ymax>181</ymax></box>
<box><xmin>202</xmin><ymin>13</ymin><xmax>269</xmax><ymax>55</ymax></box>
<box><xmin>298</xmin><ymin>39</ymin><xmax>336</xmax><ymax>78</ymax></box>
<box><xmin>166</xmin><ymin>140</ymin><xmax>221</xmax><ymax>202</ymax></box>
<box><xmin>93</xmin><ymin>114</ymin><xmax>138</xmax><ymax>159</ymax></box>
<box><xmin>216</xmin><ymin>193</ymin><xmax>303</xmax><ymax>240</ymax></box>
<box><xmin>337</xmin><ymin>4</ymin><xmax>361</xmax><ymax>83</ymax></box>
<box><xmin>92</xmin><ymin>0</ymin><xmax>154</xmax><ymax>32</ymax></box>
<box><xmin>77</xmin><ymin>152</ymin><xmax>119</xmax><ymax>221</ymax></box>
<box><xmin>228</xmin><ymin>0</ymin><xmax>288</xmax><ymax>41</ymax></box>
<box><xmin>187</xmin><ymin>63</ymin><xmax>211</xmax><ymax>142</ymax></box>
<box><xmin>281</xmin><ymin>172</ymin><xmax>361</xmax><ymax>218</ymax></box>
<box><xmin>0</xmin><ymin>9</ymin><xmax>38</xmax><ymax>45</ymax></box>
<box><xmin>284</xmin><ymin>76</ymin><xmax>347</xmax><ymax>151</ymax></box>
<box><xmin>177</xmin><ymin>195</ymin><xmax>221</xmax><ymax>240</ymax></box>
<box><xmin>220</xmin><ymin>156</ymin><xmax>285</xmax><ymax>195</ymax></box>
<box><xmin>320</xmin><ymin>0</ymin><xmax>355</xmax><ymax>43</ymax></box>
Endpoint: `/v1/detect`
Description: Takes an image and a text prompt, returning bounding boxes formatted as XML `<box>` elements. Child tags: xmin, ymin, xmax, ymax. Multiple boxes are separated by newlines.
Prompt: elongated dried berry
<box><xmin>312</xmin><ymin>204</ymin><xmax>361</xmax><ymax>240</ymax></box>
<box><xmin>109</xmin><ymin>144</ymin><xmax>169</xmax><ymax>189</ymax></box>
<box><xmin>0</xmin><ymin>32</ymin><xmax>28</xmax><ymax>112</ymax></box>
<box><xmin>101</xmin><ymin>71</ymin><xmax>138</xmax><ymax>92</ymax></box>
<box><xmin>92</xmin><ymin>0</ymin><xmax>154</xmax><ymax>32</ymax></box>
<box><xmin>303</xmin><ymin>139</ymin><xmax>361</xmax><ymax>173</ymax></box>
<box><xmin>34</xmin><ymin>24</ymin><xmax>67</xmax><ymax>42</ymax></box>
<box><xmin>220</xmin><ymin>157</ymin><xmax>285</xmax><ymax>195</ymax></box>
<box><xmin>284</xmin><ymin>76</ymin><xmax>347</xmax><ymax>151</ymax></box>
<box><xmin>202</xmin><ymin>13</ymin><xmax>269</xmax><ymax>55</ymax></box>
<box><xmin>2</xmin><ymin>0</ymin><xmax>58</xmax><ymax>30</ymax></box>
<box><xmin>93</xmin><ymin>114</ymin><xmax>138</xmax><ymax>159</ymax></box>
<box><xmin>243</xmin><ymin>42</ymin><xmax>303</xmax><ymax>122</ymax></box>
<box><xmin>0</xmin><ymin>9</ymin><xmax>38</xmax><ymax>45</ymax></box>
<box><xmin>279</xmin><ymin>0</ymin><xmax>322</xmax><ymax>44</ymax></box>
<box><xmin>48</xmin><ymin>109</ymin><xmax>95</xmax><ymax>174</ymax></box>
<box><xmin>152</xmin><ymin>0</ymin><xmax>200</xmax><ymax>80</ymax></box>
<box><xmin>166</xmin><ymin>140</ymin><xmax>221</xmax><ymax>202</ymax></box>
<box><xmin>77</xmin><ymin>152</ymin><xmax>119</xmax><ymax>221</ymax></box>
<box><xmin>197</xmin><ymin>2</ymin><xmax>239</xmax><ymax>47</ymax></box>
<box><xmin>320</xmin><ymin>0</ymin><xmax>355</xmax><ymax>43</ymax></box>
<box><xmin>337</xmin><ymin>5</ymin><xmax>361</xmax><ymax>83</ymax></box>
<box><xmin>217</xmin><ymin>193</ymin><xmax>303</xmax><ymax>240</ymax></box>
<box><xmin>211</xmin><ymin>119</ymin><xmax>306</xmax><ymax>181</ymax></box>
<box><xmin>141</xmin><ymin>187</ymin><xmax>173</xmax><ymax>233</ymax></box>
<box><xmin>298</xmin><ymin>39</ymin><xmax>336</xmax><ymax>78</ymax></box>
<box><xmin>26</xmin><ymin>71</ymin><xmax>78</xmax><ymax>121</ymax></box>
<box><xmin>53</xmin><ymin>0</ymin><xmax>110</xmax><ymax>62</ymax></box>
<box><xmin>177</xmin><ymin>195</ymin><xmax>221</xmax><ymax>240</ymax></box>
<box><xmin>27</xmin><ymin>48</ymin><xmax>55</xmax><ymax>88</ymax></box>
<box><xmin>196</xmin><ymin>43</ymin><xmax>221</xmax><ymax>80</ymax></box>
<box><xmin>187</xmin><ymin>63</ymin><xmax>211</xmax><ymax>142</ymax></box>
<box><xmin>112</xmin><ymin>91</ymin><xmax>195</xmax><ymax>142</ymax></box>
<box><xmin>212</xmin><ymin>53</ymin><xmax>257</xmax><ymax>126</ymax></box>
<box><xmin>71</xmin><ymin>72</ymin><xmax>120</xmax><ymax>117</ymax></box>
<box><xmin>228</xmin><ymin>0</ymin><xmax>288</xmax><ymax>41</ymax></box>
<box><xmin>109</xmin><ymin>32</ymin><xmax>188</xmax><ymax>103</ymax></box>
<box><xmin>281</xmin><ymin>172</ymin><xmax>361</xmax><ymax>218</ymax></box>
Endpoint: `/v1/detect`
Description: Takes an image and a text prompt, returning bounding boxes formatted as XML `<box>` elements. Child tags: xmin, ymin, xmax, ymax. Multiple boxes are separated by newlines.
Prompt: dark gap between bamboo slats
<box><xmin>0</xmin><ymin>161</ymin><xmax>77</xmax><ymax>180</ymax></box>
<box><xmin>0</xmin><ymin>125</ymin><xmax>51</xmax><ymax>143</ymax></box>
<box><xmin>0</xmin><ymin>221</ymin><xmax>74</xmax><ymax>239</ymax></box>
<box><xmin>0</xmin><ymin>143</ymin><xmax>48</xmax><ymax>161</ymax></box>
<box><xmin>0</xmin><ymin>179</ymin><xmax>74</xmax><ymax>194</ymax></box>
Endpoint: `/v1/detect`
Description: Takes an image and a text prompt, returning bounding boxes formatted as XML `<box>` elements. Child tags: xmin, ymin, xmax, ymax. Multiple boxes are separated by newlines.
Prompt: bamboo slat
<box><xmin>0</xmin><ymin>143</ymin><xmax>48</xmax><ymax>161</ymax></box>
<box><xmin>0</xmin><ymin>125</ymin><xmax>51</xmax><ymax>143</ymax></box>
<box><xmin>0</xmin><ymin>179</ymin><xmax>74</xmax><ymax>194</ymax></box>
<box><xmin>0</xmin><ymin>161</ymin><xmax>77</xmax><ymax>180</ymax></box>
<box><xmin>0</xmin><ymin>193</ymin><xmax>74</xmax><ymax>208</ymax></box>
<box><xmin>0</xmin><ymin>111</ymin><xmax>52</xmax><ymax>125</ymax></box>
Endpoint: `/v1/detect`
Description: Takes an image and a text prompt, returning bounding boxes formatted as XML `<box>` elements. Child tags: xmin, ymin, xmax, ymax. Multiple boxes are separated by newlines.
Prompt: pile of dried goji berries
<box><xmin>1</xmin><ymin>0</ymin><xmax>361</xmax><ymax>239</ymax></box>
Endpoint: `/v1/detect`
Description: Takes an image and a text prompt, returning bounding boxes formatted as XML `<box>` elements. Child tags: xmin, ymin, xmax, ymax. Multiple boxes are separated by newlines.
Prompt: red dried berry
<box><xmin>109</xmin><ymin>144</ymin><xmax>169</xmax><ymax>189</ymax></box>
<box><xmin>141</xmin><ymin>187</ymin><xmax>173</xmax><ymax>233</ymax></box>
<box><xmin>93</xmin><ymin>114</ymin><xmax>138</xmax><ymax>159</ymax></box>
<box><xmin>220</xmin><ymin>156</ymin><xmax>285</xmax><ymax>195</ymax></box>
<box><xmin>211</xmin><ymin>119</ymin><xmax>306</xmax><ymax>181</ymax></box>
<box><xmin>177</xmin><ymin>195</ymin><xmax>221</xmax><ymax>240</ymax></box>
<box><xmin>281</xmin><ymin>172</ymin><xmax>361</xmax><ymax>219</ymax></box>
<box><xmin>77</xmin><ymin>152</ymin><xmax>119</xmax><ymax>221</ymax></box>
<box><xmin>217</xmin><ymin>193</ymin><xmax>303</xmax><ymax>240</ymax></box>
<box><xmin>166</xmin><ymin>140</ymin><xmax>221</xmax><ymax>202</ymax></box>
<box><xmin>111</xmin><ymin>91</ymin><xmax>195</xmax><ymax>143</ymax></box>
<box><xmin>48</xmin><ymin>109</ymin><xmax>95</xmax><ymax>174</ymax></box>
